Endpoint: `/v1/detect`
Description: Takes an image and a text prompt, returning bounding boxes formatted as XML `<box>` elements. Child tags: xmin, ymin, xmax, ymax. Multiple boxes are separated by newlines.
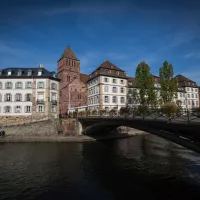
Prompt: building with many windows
<box><xmin>87</xmin><ymin>60</ymin><xmax>128</xmax><ymax>111</ymax></box>
<box><xmin>0</xmin><ymin>66</ymin><xmax>60</xmax><ymax>117</ymax></box>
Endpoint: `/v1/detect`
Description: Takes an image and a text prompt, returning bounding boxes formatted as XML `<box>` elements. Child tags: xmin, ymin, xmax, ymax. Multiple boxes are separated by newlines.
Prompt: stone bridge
<box><xmin>78</xmin><ymin>117</ymin><xmax>200</xmax><ymax>153</ymax></box>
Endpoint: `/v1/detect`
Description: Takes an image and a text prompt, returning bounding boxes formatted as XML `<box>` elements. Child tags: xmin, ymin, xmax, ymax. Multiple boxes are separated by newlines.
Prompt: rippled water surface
<box><xmin>1</xmin><ymin>135</ymin><xmax>200</xmax><ymax>200</ymax></box>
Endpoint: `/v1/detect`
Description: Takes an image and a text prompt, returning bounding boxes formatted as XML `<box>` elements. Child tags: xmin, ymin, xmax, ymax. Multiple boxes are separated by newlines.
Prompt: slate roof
<box><xmin>80</xmin><ymin>73</ymin><xmax>89</xmax><ymax>84</ymax></box>
<box><xmin>0</xmin><ymin>67</ymin><xmax>60</xmax><ymax>81</ymax></box>
<box><xmin>127</xmin><ymin>77</ymin><xmax>137</xmax><ymax>88</ymax></box>
<box><xmin>58</xmin><ymin>46</ymin><xmax>79</xmax><ymax>62</ymax></box>
<box><xmin>175</xmin><ymin>74</ymin><xmax>198</xmax><ymax>88</ymax></box>
<box><xmin>87</xmin><ymin>60</ymin><xmax>127</xmax><ymax>82</ymax></box>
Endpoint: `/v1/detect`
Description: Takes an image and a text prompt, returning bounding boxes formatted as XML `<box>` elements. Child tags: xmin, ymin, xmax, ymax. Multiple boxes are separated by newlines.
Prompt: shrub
<box><xmin>86</xmin><ymin>110</ymin><xmax>91</xmax><ymax>116</ymax></box>
<box><xmin>109</xmin><ymin>109</ymin><xmax>117</xmax><ymax>116</ymax></box>
<box><xmin>91</xmin><ymin>109</ymin><xmax>98</xmax><ymax>115</ymax></box>
<box><xmin>193</xmin><ymin>107</ymin><xmax>200</xmax><ymax>112</ymax></box>
<box><xmin>137</xmin><ymin>105</ymin><xmax>148</xmax><ymax>117</ymax></box>
<box><xmin>119</xmin><ymin>106</ymin><xmax>131</xmax><ymax>115</ymax></box>
<box><xmin>100</xmin><ymin>109</ymin><xmax>106</xmax><ymax>116</ymax></box>
<box><xmin>78</xmin><ymin>111</ymin><xmax>86</xmax><ymax>117</ymax></box>
<box><xmin>161</xmin><ymin>102</ymin><xmax>180</xmax><ymax>119</ymax></box>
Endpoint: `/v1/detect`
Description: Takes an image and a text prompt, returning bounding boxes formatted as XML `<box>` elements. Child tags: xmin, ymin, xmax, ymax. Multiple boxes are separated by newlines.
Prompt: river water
<box><xmin>0</xmin><ymin>135</ymin><xmax>200</xmax><ymax>200</ymax></box>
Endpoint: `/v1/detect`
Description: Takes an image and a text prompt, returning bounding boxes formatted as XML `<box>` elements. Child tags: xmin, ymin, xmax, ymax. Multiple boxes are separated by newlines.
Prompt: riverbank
<box><xmin>0</xmin><ymin>131</ymin><xmax>148</xmax><ymax>143</ymax></box>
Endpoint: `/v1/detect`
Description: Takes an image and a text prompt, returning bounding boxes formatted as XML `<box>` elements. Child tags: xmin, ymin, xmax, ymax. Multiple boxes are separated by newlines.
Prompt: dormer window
<box><xmin>116</xmin><ymin>71</ymin><xmax>120</xmax><ymax>75</ymax></box>
<box><xmin>18</xmin><ymin>70</ymin><xmax>22</xmax><ymax>76</ymax></box>
<box><xmin>38</xmin><ymin>69</ymin><xmax>42</xmax><ymax>76</ymax></box>
<box><xmin>108</xmin><ymin>70</ymin><xmax>111</xmax><ymax>74</ymax></box>
<box><xmin>28</xmin><ymin>70</ymin><xmax>32</xmax><ymax>76</ymax></box>
<box><xmin>7</xmin><ymin>70</ymin><xmax>11</xmax><ymax>76</ymax></box>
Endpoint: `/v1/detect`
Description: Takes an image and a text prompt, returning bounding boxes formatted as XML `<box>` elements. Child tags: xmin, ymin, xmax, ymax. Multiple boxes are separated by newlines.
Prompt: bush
<box><xmin>78</xmin><ymin>111</ymin><xmax>86</xmax><ymax>117</ymax></box>
<box><xmin>86</xmin><ymin>110</ymin><xmax>91</xmax><ymax>116</ymax></box>
<box><xmin>137</xmin><ymin>105</ymin><xmax>148</xmax><ymax>116</ymax></box>
<box><xmin>193</xmin><ymin>107</ymin><xmax>200</xmax><ymax>112</ymax></box>
<box><xmin>100</xmin><ymin>109</ymin><xmax>106</xmax><ymax>116</ymax></box>
<box><xmin>91</xmin><ymin>109</ymin><xmax>98</xmax><ymax>115</ymax></box>
<box><xmin>119</xmin><ymin>106</ymin><xmax>131</xmax><ymax>115</ymax></box>
<box><xmin>109</xmin><ymin>109</ymin><xmax>117</xmax><ymax>116</ymax></box>
<box><xmin>161</xmin><ymin>102</ymin><xmax>180</xmax><ymax>119</ymax></box>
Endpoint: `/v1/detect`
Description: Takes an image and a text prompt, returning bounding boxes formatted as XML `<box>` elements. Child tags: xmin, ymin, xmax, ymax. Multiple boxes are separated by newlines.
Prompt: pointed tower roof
<box><xmin>58</xmin><ymin>46</ymin><xmax>79</xmax><ymax>62</ymax></box>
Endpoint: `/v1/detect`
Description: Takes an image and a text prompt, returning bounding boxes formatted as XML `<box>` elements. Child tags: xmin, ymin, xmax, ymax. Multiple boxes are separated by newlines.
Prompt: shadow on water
<box><xmin>0</xmin><ymin>135</ymin><xmax>200</xmax><ymax>200</ymax></box>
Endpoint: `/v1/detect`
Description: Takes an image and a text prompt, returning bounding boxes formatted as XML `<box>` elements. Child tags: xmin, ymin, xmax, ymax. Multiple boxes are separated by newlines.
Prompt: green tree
<box><xmin>135</xmin><ymin>61</ymin><xmax>157</xmax><ymax>107</ymax></box>
<box><xmin>159</xmin><ymin>61</ymin><xmax>177</xmax><ymax>104</ymax></box>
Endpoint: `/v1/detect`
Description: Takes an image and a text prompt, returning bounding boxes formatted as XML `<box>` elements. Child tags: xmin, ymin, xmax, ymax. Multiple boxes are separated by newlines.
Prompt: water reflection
<box><xmin>0</xmin><ymin>135</ymin><xmax>200</xmax><ymax>200</ymax></box>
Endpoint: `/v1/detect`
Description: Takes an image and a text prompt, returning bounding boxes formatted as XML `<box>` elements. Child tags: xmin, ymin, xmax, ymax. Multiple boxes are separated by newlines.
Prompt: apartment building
<box><xmin>0</xmin><ymin>66</ymin><xmax>60</xmax><ymax>117</ymax></box>
<box><xmin>87</xmin><ymin>60</ymin><xmax>128</xmax><ymax>111</ymax></box>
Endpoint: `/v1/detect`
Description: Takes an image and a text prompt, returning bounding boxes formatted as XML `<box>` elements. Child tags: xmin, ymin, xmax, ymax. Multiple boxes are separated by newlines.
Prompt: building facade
<box><xmin>0</xmin><ymin>66</ymin><xmax>60</xmax><ymax>117</ymax></box>
<box><xmin>87</xmin><ymin>60</ymin><xmax>128</xmax><ymax>111</ymax></box>
<box><xmin>57</xmin><ymin>46</ymin><xmax>89</xmax><ymax>114</ymax></box>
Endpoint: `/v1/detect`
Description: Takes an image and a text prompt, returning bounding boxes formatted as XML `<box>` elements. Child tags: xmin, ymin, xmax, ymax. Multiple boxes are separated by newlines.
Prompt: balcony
<box><xmin>51</xmin><ymin>100</ymin><xmax>57</xmax><ymax>105</ymax></box>
<box><xmin>37</xmin><ymin>99</ymin><xmax>44</xmax><ymax>104</ymax></box>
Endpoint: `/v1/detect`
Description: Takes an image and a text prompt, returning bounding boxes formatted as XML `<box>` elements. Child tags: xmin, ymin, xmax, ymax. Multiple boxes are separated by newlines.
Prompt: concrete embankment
<box><xmin>0</xmin><ymin>131</ymin><xmax>147</xmax><ymax>143</ymax></box>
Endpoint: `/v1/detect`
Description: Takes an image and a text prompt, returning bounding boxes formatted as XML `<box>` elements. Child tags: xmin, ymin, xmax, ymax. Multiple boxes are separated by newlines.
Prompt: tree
<box><xmin>159</xmin><ymin>61</ymin><xmax>177</xmax><ymax>104</ymax></box>
<box><xmin>135</xmin><ymin>61</ymin><xmax>157</xmax><ymax>107</ymax></box>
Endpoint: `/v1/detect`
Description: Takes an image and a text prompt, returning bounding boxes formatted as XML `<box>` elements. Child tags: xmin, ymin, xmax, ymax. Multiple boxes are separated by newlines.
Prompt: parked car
<box><xmin>0</xmin><ymin>127</ymin><xmax>5</xmax><ymax>137</ymax></box>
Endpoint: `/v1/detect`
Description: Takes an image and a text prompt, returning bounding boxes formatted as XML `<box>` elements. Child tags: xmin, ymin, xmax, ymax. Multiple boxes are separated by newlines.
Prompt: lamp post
<box><xmin>68</xmin><ymin>84</ymin><xmax>75</xmax><ymax>111</ymax></box>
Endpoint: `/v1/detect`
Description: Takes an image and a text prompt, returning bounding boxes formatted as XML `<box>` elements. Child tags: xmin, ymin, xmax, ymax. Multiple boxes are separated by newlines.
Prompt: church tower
<box><xmin>57</xmin><ymin>46</ymin><xmax>82</xmax><ymax>114</ymax></box>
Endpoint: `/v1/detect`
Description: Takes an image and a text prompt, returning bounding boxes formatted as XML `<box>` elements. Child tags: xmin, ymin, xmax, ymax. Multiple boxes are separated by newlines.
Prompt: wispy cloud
<box><xmin>184</xmin><ymin>52</ymin><xmax>200</xmax><ymax>59</ymax></box>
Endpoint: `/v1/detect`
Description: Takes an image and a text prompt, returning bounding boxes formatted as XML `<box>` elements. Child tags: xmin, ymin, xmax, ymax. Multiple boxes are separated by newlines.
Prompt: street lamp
<box><xmin>68</xmin><ymin>84</ymin><xmax>75</xmax><ymax>110</ymax></box>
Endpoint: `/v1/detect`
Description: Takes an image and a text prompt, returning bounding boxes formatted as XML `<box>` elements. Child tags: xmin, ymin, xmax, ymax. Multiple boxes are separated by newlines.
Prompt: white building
<box><xmin>87</xmin><ymin>60</ymin><xmax>128</xmax><ymax>111</ymax></box>
<box><xmin>0</xmin><ymin>66</ymin><xmax>60</xmax><ymax>117</ymax></box>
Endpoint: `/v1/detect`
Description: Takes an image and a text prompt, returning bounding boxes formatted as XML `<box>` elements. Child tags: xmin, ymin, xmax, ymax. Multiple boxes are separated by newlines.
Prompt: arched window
<box><xmin>0</xmin><ymin>82</ymin><xmax>2</xmax><ymax>89</ymax></box>
<box><xmin>15</xmin><ymin>82</ymin><xmax>23</xmax><ymax>89</ymax></box>
<box><xmin>15</xmin><ymin>93</ymin><xmax>22</xmax><ymax>102</ymax></box>
<box><xmin>5</xmin><ymin>82</ymin><xmax>12</xmax><ymax>89</ymax></box>
<box><xmin>5</xmin><ymin>93</ymin><xmax>12</xmax><ymax>102</ymax></box>
<box><xmin>4</xmin><ymin>106</ymin><xmax>11</xmax><ymax>113</ymax></box>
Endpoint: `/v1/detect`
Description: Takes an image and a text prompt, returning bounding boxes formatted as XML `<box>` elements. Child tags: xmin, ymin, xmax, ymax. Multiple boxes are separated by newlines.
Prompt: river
<box><xmin>0</xmin><ymin>134</ymin><xmax>200</xmax><ymax>200</ymax></box>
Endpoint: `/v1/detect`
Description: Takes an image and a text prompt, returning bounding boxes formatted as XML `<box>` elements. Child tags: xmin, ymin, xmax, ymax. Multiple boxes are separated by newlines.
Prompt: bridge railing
<box><xmin>76</xmin><ymin>109</ymin><xmax>200</xmax><ymax>124</ymax></box>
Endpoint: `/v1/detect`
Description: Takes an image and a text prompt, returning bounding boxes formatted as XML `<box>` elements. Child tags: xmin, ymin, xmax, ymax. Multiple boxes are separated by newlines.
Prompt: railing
<box><xmin>76</xmin><ymin>109</ymin><xmax>200</xmax><ymax>124</ymax></box>
<box><xmin>37</xmin><ymin>100</ymin><xmax>45</xmax><ymax>104</ymax></box>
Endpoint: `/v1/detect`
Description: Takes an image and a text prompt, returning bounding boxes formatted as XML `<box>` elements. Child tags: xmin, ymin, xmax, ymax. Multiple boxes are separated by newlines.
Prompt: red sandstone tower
<box><xmin>57</xmin><ymin>46</ymin><xmax>88</xmax><ymax>114</ymax></box>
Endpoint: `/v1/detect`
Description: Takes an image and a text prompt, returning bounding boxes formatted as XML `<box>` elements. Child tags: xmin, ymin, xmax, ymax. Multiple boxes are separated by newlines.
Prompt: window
<box><xmin>188</xmin><ymin>100</ymin><xmax>191</xmax><ymax>105</ymax></box>
<box><xmin>0</xmin><ymin>82</ymin><xmax>2</xmax><ymax>89</ymax></box>
<box><xmin>37</xmin><ymin>92</ymin><xmax>44</xmax><ymax>100</ymax></box>
<box><xmin>128</xmin><ymin>89</ymin><xmax>132</xmax><ymax>94</ymax></box>
<box><xmin>113</xmin><ymin>96</ymin><xmax>117</xmax><ymax>103</ymax></box>
<box><xmin>191</xmin><ymin>88</ymin><xmax>193</xmax><ymax>92</ymax></box>
<box><xmin>108</xmin><ymin>70</ymin><xmax>111</xmax><ymax>74</ymax></box>
<box><xmin>112</xmin><ymin>87</ymin><xmax>117</xmax><ymax>93</ymax></box>
<box><xmin>25</xmin><ymin>106</ymin><xmax>31</xmax><ymax>113</ymax></box>
<box><xmin>192</xmin><ymin>94</ymin><xmax>194</xmax><ymax>98</ymax></box>
<box><xmin>15</xmin><ymin>93</ymin><xmax>22</xmax><ymax>102</ymax></box>
<box><xmin>51</xmin><ymin>106</ymin><xmax>56</xmax><ymax>112</ymax></box>
<box><xmin>37</xmin><ymin>82</ymin><xmax>44</xmax><ymax>88</ymax></box>
<box><xmin>5</xmin><ymin>94</ymin><xmax>12</xmax><ymax>102</ymax></box>
<box><xmin>18</xmin><ymin>70</ymin><xmax>22</xmax><ymax>76</ymax></box>
<box><xmin>15</xmin><ymin>82</ymin><xmax>23</xmax><ymax>89</ymax></box>
<box><xmin>197</xmin><ymin>101</ymin><xmax>199</xmax><ymax>106</ymax></box>
<box><xmin>188</xmin><ymin>94</ymin><xmax>190</xmax><ymax>98</ymax></box>
<box><xmin>38</xmin><ymin>105</ymin><xmax>44</xmax><ymax>112</ymax></box>
<box><xmin>0</xmin><ymin>94</ymin><xmax>1</xmax><ymax>102</ymax></box>
<box><xmin>38</xmin><ymin>70</ymin><xmax>42</xmax><ymax>76</ymax></box>
<box><xmin>104</xmin><ymin>77</ymin><xmax>109</xmax><ymax>82</ymax></box>
<box><xmin>4</xmin><ymin>106</ymin><xmax>11</xmax><ymax>113</ymax></box>
<box><xmin>96</xmin><ymin>96</ymin><xmax>99</xmax><ymax>103</ymax></box>
<box><xmin>5</xmin><ymin>82</ymin><xmax>12</xmax><ymax>89</ymax></box>
<box><xmin>120</xmin><ymin>87</ymin><xmax>124</xmax><ymax>93</ymax></box>
<box><xmin>196</xmin><ymin>94</ymin><xmax>198</xmax><ymax>99</ymax></box>
<box><xmin>51</xmin><ymin>83</ymin><xmax>57</xmax><ymax>90</ymax></box>
<box><xmin>104</xmin><ymin>86</ymin><xmax>109</xmax><ymax>92</ymax></box>
<box><xmin>120</xmin><ymin>80</ymin><xmax>124</xmax><ymax>84</ymax></box>
<box><xmin>180</xmin><ymin>93</ymin><xmax>182</xmax><ymax>97</ymax></box>
<box><xmin>28</xmin><ymin>70</ymin><xmax>32</xmax><ymax>76</ymax></box>
<box><xmin>15</xmin><ymin>106</ymin><xmax>21</xmax><ymax>113</ymax></box>
<box><xmin>121</xmin><ymin>97</ymin><xmax>125</xmax><ymax>103</ymax></box>
<box><xmin>187</xmin><ymin>88</ymin><xmax>190</xmax><ymax>91</ymax></box>
<box><xmin>7</xmin><ymin>70</ymin><xmax>11</xmax><ymax>76</ymax></box>
<box><xmin>51</xmin><ymin>93</ymin><xmax>57</xmax><ymax>101</ymax></box>
<box><xmin>195</xmin><ymin>89</ymin><xmax>198</xmax><ymax>92</ymax></box>
<box><xmin>113</xmin><ymin>79</ymin><xmax>116</xmax><ymax>83</ymax></box>
<box><xmin>192</xmin><ymin>100</ymin><xmax>195</xmax><ymax>106</ymax></box>
<box><xmin>67</xmin><ymin>76</ymin><xmax>70</xmax><ymax>82</ymax></box>
<box><xmin>26</xmin><ymin>82</ymin><xmax>32</xmax><ymax>88</ymax></box>
<box><xmin>104</xmin><ymin>96</ymin><xmax>109</xmax><ymax>103</ymax></box>
<box><xmin>183</xmin><ymin>93</ymin><xmax>185</xmax><ymax>97</ymax></box>
<box><xmin>128</xmin><ymin>81</ymin><xmax>132</xmax><ymax>85</ymax></box>
<box><xmin>116</xmin><ymin>71</ymin><xmax>120</xmax><ymax>75</ymax></box>
<box><xmin>25</xmin><ymin>94</ymin><xmax>32</xmax><ymax>101</ymax></box>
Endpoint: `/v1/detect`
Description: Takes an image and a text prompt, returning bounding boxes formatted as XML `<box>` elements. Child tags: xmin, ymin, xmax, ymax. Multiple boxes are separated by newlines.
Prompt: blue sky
<box><xmin>0</xmin><ymin>0</ymin><xmax>200</xmax><ymax>84</ymax></box>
